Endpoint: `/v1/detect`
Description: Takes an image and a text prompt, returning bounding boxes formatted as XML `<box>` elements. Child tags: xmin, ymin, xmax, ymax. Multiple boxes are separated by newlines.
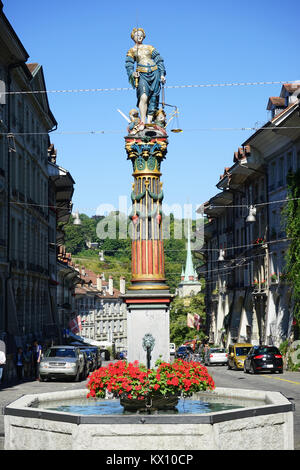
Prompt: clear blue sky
<box><xmin>4</xmin><ymin>0</ymin><xmax>300</xmax><ymax>218</ymax></box>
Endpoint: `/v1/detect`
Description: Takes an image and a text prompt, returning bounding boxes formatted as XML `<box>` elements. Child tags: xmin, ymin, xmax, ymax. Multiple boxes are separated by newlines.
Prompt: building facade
<box><xmin>0</xmin><ymin>4</ymin><xmax>75</xmax><ymax>377</ymax></box>
<box><xmin>200</xmin><ymin>84</ymin><xmax>300</xmax><ymax>348</ymax></box>
<box><xmin>73</xmin><ymin>267</ymin><xmax>127</xmax><ymax>353</ymax></box>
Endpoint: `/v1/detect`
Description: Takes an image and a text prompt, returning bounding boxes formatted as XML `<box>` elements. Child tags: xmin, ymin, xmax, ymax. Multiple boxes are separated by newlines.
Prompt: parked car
<box><xmin>79</xmin><ymin>347</ymin><xmax>96</xmax><ymax>373</ymax></box>
<box><xmin>244</xmin><ymin>345</ymin><xmax>283</xmax><ymax>374</ymax></box>
<box><xmin>39</xmin><ymin>346</ymin><xmax>87</xmax><ymax>382</ymax></box>
<box><xmin>204</xmin><ymin>348</ymin><xmax>228</xmax><ymax>366</ymax></box>
<box><xmin>118</xmin><ymin>350</ymin><xmax>127</xmax><ymax>360</ymax></box>
<box><xmin>169</xmin><ymin>343</ymin><xmax>176</xmax><ymax>356</ymax></box>
<box><xmin>227</xmin><ymin>343</ymin><xmax>253</xmax><ymax>370</ymax></box>
<box><xmin>86</xmin><ymin>346</ymin><xmax>102</xmax><ymax>369</ymax></box>
<box><xmin>175</xmin><ymin>345</ymin><xmax>193</xmax><ymax>360</ymax></box>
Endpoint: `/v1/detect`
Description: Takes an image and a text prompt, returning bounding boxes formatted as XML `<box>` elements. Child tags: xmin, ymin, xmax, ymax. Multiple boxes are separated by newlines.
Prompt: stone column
<box><xmin>123</xmin><ymin>124</ymin><xmax>172</xmax><ymax>367</ymax></box>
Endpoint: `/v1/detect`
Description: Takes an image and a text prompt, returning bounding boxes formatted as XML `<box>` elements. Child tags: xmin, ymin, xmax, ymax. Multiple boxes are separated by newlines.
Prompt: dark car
<box><xmin>175</xmin><ymin>345</ymin><xmax>193</xmax><ymax>360</ymax></box>
<box><xmin>86</xmin><ymin>347</ymin><xmax>102</xmax><ymax>369</ymax></box>
<box><xmin>119</xmin><ymin>350</ymin><xmax>127</xmax><ymax>360</ymax></box>
<box><xmin>244</xmin><ymin>345</ymin><xmax>283</xmax><ymax>374</ymax></box>
<box><xmin>79</xmin><ymin>347</ymin><xmax>96</xmax><ymax>373</ymax></box>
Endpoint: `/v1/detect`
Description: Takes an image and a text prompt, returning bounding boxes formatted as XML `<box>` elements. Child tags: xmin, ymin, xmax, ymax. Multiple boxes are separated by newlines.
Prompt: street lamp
<box><xmin>246</xmin><ymin>205</ymin><xmax>256</xmax><ymax>223</ymax></box>
<box><xmin>72</xmin><ymin>211</ymin><xmax>82</xmax><ymax>225</ymax></box>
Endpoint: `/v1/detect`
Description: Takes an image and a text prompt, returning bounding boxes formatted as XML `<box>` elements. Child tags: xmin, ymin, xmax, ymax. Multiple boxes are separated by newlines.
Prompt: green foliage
<box><xmin>279</xmin><ymin>340</ymin><xmax>300</xmax><ymax>371</ymax></box>
<box><xmin>169</xmin><ymin>292</ymin><xmax>206</xmax><ymax>347</ymax></box>
<box><xmin>64</xmin><ymin>213</ymin><xmax>202</xmax><ymax>292</ymax></box>
<box><xmin>64</xmin><ymin>214</ymin><xmax>99</xmax><ymax>254</ymax></box>
<box><xmin>282</xmin><ymin>170</ymin><xmax>300</xmax><ymax>332</ymax></box>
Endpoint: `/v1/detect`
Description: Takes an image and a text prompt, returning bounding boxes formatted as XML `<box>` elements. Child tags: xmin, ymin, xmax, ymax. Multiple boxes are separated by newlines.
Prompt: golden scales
<box><xmin>160</xmin><ymin>83</ymin><xmax>183</xmax><ymax>133</ymax></box>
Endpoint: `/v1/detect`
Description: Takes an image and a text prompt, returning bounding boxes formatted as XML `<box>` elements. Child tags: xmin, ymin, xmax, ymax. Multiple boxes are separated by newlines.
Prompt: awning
<box><xmin>67</xmin><ymin>331</ymin><xmax>112</xmax><ymax>348</ymax></box>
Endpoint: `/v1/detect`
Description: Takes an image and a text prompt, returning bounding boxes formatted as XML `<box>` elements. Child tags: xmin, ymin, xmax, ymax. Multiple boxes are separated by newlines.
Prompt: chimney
<box><xmin>108</xmin><ymin>276</ymin><xmax>113</xmax><ymax>296</ymax></box>
<box><xmin>119</xmin><ymin>276</ymin><xmax>126</xmax><ymax>295</ymax></box>
<box><xmin>96</xmin><ymin>275</ymin><xmax>102</xmax><ymax>291</ymax></box>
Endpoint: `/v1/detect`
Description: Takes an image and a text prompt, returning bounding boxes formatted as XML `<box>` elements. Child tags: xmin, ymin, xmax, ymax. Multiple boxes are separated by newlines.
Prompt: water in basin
<box><xmin>35</xmin><ymin>393</ymin><xmax>265</xmax><ymax>415</ymax></box>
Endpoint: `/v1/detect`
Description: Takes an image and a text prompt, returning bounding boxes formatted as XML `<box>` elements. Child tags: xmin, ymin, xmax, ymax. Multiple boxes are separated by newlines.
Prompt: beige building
<box><xmin>200</xmin><ymin>83</ymin><xmax>300</xmax><ymax>348</ymax></box>
<box><xmin>74</xmin><ymin>267</ymin><xmax>127</xmax><ymax>353</ymax></box>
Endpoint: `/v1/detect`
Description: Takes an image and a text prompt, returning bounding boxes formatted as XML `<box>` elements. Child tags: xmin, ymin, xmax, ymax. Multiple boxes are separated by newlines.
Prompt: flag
<box><xmin>187</xmin><ymin>313</ymin><xmax>195</xmax><ymax>328</ymax></box>
<box><xmin>69</xmin><ymin>317</ymin><xmax>79</xmax><ymax>334</ymax></box>
<box><xmin>194</xmin><ymin>314</ymin><xmax>200</xmax><ymax>331</ymax></box>
<box><xmin>76</xmin><ymin>315</ymin><xmax>82</xmax><ymax>332</ymax></box>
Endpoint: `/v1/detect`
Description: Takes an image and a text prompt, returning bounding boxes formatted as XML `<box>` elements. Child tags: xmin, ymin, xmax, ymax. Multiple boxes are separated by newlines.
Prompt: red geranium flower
<box><xmin>86</xmin><ymin>359</ymin><xmax>215</xmax><ymax>400</ymax></box>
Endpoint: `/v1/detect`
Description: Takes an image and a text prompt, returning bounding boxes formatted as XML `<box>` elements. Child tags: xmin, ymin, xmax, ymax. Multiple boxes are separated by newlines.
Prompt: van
<box><xmin>169</xmin><ymin>343</ymin><xmax>176</xmax><ymax>355</ymax></box>
<box><xmin>227</xmin><ymin>343</ymin><xmax>252</xmax><ymax>370</ymax></box>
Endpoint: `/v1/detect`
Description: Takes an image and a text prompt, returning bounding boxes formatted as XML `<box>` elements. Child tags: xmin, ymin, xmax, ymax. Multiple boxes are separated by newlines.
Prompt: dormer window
<box><xmin>267</xmin><ymin>97</ymin><xmax>285</xmax><ymax>119</ymax></box>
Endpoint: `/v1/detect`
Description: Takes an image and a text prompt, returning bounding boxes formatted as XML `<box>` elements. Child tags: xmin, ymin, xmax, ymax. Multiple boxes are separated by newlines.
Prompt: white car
<box><xmin>169</xmin><ymin>343</ymin><xmax>176</xmax><ymax>355</ymax></box>
<box><xmin>204</xmin><ymin>348</ymin><xmax>228</xmax><ymax>366</ymax></box>
<box><xmin>39</xmin><ymin>346</ymin><xmax>87</xmax><ymax>382</ymax></box>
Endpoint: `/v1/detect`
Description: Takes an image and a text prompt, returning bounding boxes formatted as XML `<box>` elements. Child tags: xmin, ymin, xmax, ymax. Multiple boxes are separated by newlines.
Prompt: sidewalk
<box><xmin>0</xmin><ymin>377</ymin><xmax>89</xmax><ymax>450</ymax></box>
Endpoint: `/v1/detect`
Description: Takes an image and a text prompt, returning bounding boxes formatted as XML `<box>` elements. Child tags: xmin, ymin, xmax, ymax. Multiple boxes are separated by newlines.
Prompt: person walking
<box><xmin>0</xmin><ymin>342</ymin><xmax>6</xmax><ymax>384</ymax></box>
<box><xmin>203</xmin><ymin>344</ymin><xmax>210</xmax><ymax>365</ymax></box>
<box><xmin>32</xmin><ymin>340</ymin><xmax>42</xmax><ymax>380</ymax></box>
<box><xmin>15</xmin><ymin>347</ymin><xmax>24</xmax><ymax>381</ymax></box>
<box><xmin>24</xmin><ymin>345</ymin><xmax>33</xmax><ymax>379</ymax></box>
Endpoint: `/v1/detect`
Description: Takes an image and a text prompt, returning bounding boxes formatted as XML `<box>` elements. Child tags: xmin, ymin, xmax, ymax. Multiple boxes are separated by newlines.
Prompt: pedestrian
<box><xmin>15</xmin><ymin>347</ymin><xmax>24</xmax><ymax>381</ymax></box>
<box><xmin>0</xmin><ymin>342</ymin><xmax>6</xmax><ymax>384</ymax></box>
<box><xmin>198</xmin><ymin>343</ymin><xmax>204</xmax><ymax>362</ymax></box>
<box><xmin>32</xmin><ymin>339</ymin><xmax>42</xmax><ymax>380</ymax></box>
<box><xmin>203</xmin><ymin>343</ymin><xmax>210</xmax><ymax>364</ymax></box>
<box><xmin>24</xmin><ymin>345</ymin><xmax>33</xmax><ymax>379</ymax></box>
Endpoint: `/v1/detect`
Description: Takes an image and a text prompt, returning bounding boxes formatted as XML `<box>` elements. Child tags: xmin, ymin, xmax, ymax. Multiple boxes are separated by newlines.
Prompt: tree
<box><xmin>283</xmin><ymin>170</ymin><xmax>300</xmax><ymax>338</ymax></box>
<box><xmin>64</xmin><ymin>214</ymin><xmax>98</xmax><ymax>254</ymax></box>
<box><xmin>169</xmin><ymin>292</ymin><xmax>206</xmax><ymax>346</ymax></box>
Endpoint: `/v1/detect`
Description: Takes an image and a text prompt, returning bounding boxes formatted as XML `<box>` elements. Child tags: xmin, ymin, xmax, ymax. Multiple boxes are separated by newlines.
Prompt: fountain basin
<box><xmin>4</xmin><ymin>387</ymin><xmax>294</xmax><ymax>450</ymax></box>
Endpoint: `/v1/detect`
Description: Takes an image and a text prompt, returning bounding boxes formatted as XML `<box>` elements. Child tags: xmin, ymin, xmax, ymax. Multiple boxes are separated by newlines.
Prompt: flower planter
<box><xmin>86</xmin><ymin>360</ymin><xmax>215</xmax><ymax>405</ymax></box>
<box><xmin>120</xmin><ymin>394</ymin><xmax>179</xmax><ymax>411</ymax></box>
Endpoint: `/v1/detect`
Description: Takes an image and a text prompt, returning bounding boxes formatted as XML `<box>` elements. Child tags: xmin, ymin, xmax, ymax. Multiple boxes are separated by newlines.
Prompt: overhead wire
<box><xmin>2</xmin><ymin>79</ymin><xmax>298</xmax><ymax>95</ymax></box>
<box><xmin>9</xmin><ymin>196</ymin><xmax>300</xmax><ymax>211</ymax></box>
<box><xmin>3</xmin><ymin>125</ymin><xmax>300</xmax><ymax>137</ymax></box>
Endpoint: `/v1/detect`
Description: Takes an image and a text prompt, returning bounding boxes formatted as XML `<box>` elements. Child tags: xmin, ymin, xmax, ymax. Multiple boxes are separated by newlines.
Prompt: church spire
<box><xmin>184</xmin><ymin>218</ymin><xmax>195</xmax><ymax>282</ymax></box>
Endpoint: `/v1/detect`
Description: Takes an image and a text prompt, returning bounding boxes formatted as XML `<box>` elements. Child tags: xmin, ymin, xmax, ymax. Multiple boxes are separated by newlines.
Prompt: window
<box><xmin>46</xmin><ymin>348</ymin><xmax>76</xmax><ymax>358</ymax></box>
<box><xmin>270</xmin><ymin>161</ymin><xmax>276</xmax><ymax>189</ymax></box>
<box><xmin>235</xmin><ymin>346</ymin><xmax>251</xmax><ymax>356</ymax></box>
<box><xmin>278</xmin><ymin>157</ymin><xmax>284</xmax><ymax>186</ymax></box>
<box><xmin>286</xmin><ymin>152</ymin><xmax>293</xmax><ymax>174</ymax></box>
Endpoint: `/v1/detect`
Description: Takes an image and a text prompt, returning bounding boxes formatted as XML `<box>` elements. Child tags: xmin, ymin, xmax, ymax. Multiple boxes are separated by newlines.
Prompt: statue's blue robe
<box><xmin>125</xmin><ymin>49</ymin><xmax>166</xmax><ymax>116</ymax></box>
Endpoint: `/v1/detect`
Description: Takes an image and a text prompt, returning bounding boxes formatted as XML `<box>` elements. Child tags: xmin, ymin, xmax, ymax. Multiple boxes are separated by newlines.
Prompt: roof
<box><xmin>0</xmin><ymin>4</ymin><xmax>29</xmax><ymax>64</ymax></box>
<box><xmin>267</xmin><ymin>97</ymin><xmax>285</xmax><ymax>109</ymax></box>
<box><xmin>75</xmin><ymin>267</ymin><xmax>122</xmax><ymax>299</ymax></box>
<box><xmin>26</xmin><ymin>63</ymin><xmax>39</xmax><ymax>75</ymax></box>
<box><xmin>281</xmin><ymin>83</ymin><xmax>300</xmax><ymax>95</ymax></box>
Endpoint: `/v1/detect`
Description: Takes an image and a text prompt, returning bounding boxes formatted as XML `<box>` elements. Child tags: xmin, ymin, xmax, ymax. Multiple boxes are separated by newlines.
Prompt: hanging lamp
<box><xmin>218</xmin><ymin>249</ymin><xmax>225</xmax><ymax>261</ymax></box>
<box><xmin>246</xmin><ymin>205</ymin><xmax>256</xmax><ymax>223</ymax></box>
<box><xmin>73</xmin><ymin>210</ymin><xmax>82</xmax><ymax>225</ymax></box>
